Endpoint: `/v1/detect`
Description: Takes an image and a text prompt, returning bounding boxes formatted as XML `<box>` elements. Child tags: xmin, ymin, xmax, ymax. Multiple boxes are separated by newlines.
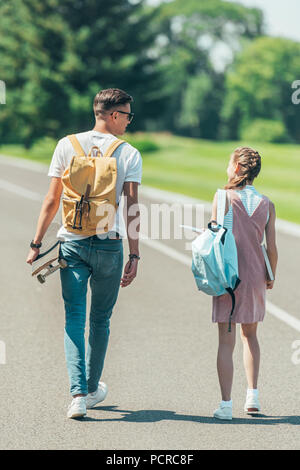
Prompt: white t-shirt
<box><xmin>48</xmin><ymin>130</ymin><xmax>142</xmax><ymax>241</ymax></box>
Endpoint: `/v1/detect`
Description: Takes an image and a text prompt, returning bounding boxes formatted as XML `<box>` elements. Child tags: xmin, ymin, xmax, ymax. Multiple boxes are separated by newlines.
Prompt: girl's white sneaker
<box><xmin>67</xmin><ymin>396</ymin><xmax>87</xmax><ymax>419</ymax></box>
<box><xmin>244</xmin><ymin>391</ymin><xmax>261</xmax><ymax>413</ymax></box>
<box><xmin>213</xmin><ymin>403</ymin><xmax>233</xmax><ymax>420</ymax></box>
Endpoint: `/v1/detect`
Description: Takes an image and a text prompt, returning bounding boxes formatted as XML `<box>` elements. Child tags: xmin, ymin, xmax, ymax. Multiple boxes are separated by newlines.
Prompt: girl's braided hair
<box><xmin>225</xmin><ymin>146</ymin><xmax>261</xmax><ymax>190</ymax></box>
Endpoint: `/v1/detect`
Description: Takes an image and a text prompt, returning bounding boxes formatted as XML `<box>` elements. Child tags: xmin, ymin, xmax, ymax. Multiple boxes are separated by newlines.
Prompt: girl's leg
<box><xmin>240</xmin><ymin>322</ymin><xmax>260</xmax><ymax>389</ymax></box>
<box><xmin>217</xmin><ymin>322</ymin><xmax>236</xmax><ymax>401</ymax></box>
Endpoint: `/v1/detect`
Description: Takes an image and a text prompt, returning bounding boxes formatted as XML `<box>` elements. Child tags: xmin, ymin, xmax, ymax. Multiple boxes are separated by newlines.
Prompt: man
<box><xmin>26</xmin><ymin>88</ymin><xmax>142</xmax><ymax>418</ymax></box>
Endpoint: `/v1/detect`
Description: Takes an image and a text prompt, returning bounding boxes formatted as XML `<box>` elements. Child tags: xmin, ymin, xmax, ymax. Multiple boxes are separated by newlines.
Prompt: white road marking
<box><xmin>141</xmin><ymin>236</ymin><xmax>192</xmax><ymax>267</ymax></box>
<box><xmin>0</xmin><ymin>179</ymin><xmax>43</xmax><ymax>201</ymax></box>
<box><xmin>266</xmin><ymin>301</ymin><xmax>300</xmax><ymax>333</ymax></box>
<box><xmin>0</xmin><ymin>154</ymin><xmax>49</xmax><ymax>173</ymax></box>
<box><xmin>0</xmin><ymin>162</ymin><xmax>299</xmax><ymax>333</ymax></box>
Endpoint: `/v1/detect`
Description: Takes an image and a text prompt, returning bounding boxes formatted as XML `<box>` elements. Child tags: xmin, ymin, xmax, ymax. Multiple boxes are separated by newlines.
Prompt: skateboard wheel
<box><xmin>59</xmin><ymin>259</ymin><xmax>68</xmax><ymax>269</ymax></box>
<box><xmin>37</xmin><ymin>274</ymin><xmax>46</xmax><ymax>284</ymax></box>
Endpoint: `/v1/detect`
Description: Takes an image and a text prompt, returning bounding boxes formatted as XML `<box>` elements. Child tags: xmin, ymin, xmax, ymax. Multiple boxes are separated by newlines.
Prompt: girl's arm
<box><xmin>210</xmin><ymin>192</ymin><xmax>218</xmax><ymax>222</ymax></box>
<box><xmin>265</xmin><ymin>201</ymin><xmax>278</xmax><ymax>289</ymax></box>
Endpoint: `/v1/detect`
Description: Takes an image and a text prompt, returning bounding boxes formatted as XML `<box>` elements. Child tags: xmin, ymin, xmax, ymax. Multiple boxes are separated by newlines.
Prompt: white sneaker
<box><xmin>213</xmin><ymin>403</ymin><xmax>233</xmax><ymax>420</ymax></box>
<box><xmin>67</xmin><ymin>396</ymin><xmax>87</xmax><ymax>419</ymax></box>
<box><xmin>244</xmin><ymin>391</ymin><xmax>261</xmax><ymax>413</ymax></box>
<box><xmin>86</xmin><ymin>381</ymin><xmax>108</xmax><ymax>409</ymax></box>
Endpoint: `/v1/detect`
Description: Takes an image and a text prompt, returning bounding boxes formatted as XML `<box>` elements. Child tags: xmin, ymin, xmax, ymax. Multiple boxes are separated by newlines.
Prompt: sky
<box><xmin>230</xmin><ymin>0</ymin><xmax>300</xmax><ymax>42</ymax></box>
<box><xmin>146</xmin><ymin>0</ymin><xmax>300</xmax><ymax>43</ymax></box>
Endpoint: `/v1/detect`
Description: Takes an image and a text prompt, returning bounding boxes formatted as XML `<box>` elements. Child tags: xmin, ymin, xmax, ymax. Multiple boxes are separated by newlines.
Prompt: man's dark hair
<box><xmin>93</xmin><ymin>88</ymin><xmax>133</xmax><ymax>117</ymax></box>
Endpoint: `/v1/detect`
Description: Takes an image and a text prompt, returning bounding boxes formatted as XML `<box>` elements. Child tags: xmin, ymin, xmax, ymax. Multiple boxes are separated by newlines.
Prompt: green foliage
<box><xmin>125</xmin><ymin>134</ymin><xmax>160</xmax><ymax>154</ymax></box>
<box><xmin>222</xmin><ymin>36</ymin><xmax>300</xmax><ymax>143</ymax></box>
<box><xmin>178</xmin><ymin>73</ymin><xmax>225</xmax><ymax>139</ymax></box>
<box><xmin>158</xmin><ymin>0</ymin><xmax>263</xmax><ymax>39</ymax></box>
<box><xmin>241</xmin><ymin>119</ymin><xmax>290</xmax><ymax>143</ymax></box>
<box><xmin>0</xmin><ymin>0</ymin><xmax>163</xmax><ymax>146</ymax></box>
<box><xmin>151</xmin><ymin>0</ymin><xmax>264</xmax><ymax>139</ymax></box>
<box><xmin>1</xmin><ymin>0</ymin><xmax>296</xmax><ymax>146</ymax></box>
<box><xmin>30</xmin><ymin>136</ymin><xmax>58</xmax><ymax>155</ymax></box>
<box><xmin>0</xmin><ymin>0</ymin><xmax>71</xmax><ymax>146</ymax></box>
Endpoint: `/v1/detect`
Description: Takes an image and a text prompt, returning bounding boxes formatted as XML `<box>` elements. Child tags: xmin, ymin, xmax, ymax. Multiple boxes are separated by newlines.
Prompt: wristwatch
<box><xmin>30</xmin><ymin>240</ymin><xmax>42</xmax><ymax>249</ymax></box>
<box><xmin>129</xmin><ymin>254</ymin><xmax>140</xmax><ymax>261</ymax></box>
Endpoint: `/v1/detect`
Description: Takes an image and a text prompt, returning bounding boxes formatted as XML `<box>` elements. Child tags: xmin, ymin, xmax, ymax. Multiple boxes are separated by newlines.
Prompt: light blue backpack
<box><xmin>191</xmin><ymin>189</ymin><xmax>241</xmax><ymax>332</ymax></box>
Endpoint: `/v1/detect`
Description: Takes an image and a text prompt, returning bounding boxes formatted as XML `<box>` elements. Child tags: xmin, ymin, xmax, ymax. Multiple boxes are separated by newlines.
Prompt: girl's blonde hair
<box><xmin>225</xmin><ymin>146</ymin><xmax>261</xmax><ymax>190</ymax></box>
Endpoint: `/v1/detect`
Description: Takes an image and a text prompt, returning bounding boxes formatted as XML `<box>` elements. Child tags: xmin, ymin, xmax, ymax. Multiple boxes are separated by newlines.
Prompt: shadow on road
<box><xmin>81</xmin><ymin>406</ymin><xmax>300</xmax><ymax>425</ymax></box>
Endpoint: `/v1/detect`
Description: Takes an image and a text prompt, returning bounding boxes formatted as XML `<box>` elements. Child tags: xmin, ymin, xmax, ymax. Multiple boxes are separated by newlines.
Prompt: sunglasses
<box><xmin>111</xmin><ymin>110</ymin><xmax>134</xmax><ymax>123</ymax></box>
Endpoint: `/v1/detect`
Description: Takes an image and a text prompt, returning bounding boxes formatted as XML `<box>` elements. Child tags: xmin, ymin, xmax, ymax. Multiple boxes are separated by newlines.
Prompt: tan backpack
<box><xmin>61</xmin><ymin>134</ymin><xmax>124</xmax><ymax>236</ymax></box>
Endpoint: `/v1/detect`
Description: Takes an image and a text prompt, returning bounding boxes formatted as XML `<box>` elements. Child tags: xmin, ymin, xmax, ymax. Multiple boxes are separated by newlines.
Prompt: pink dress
<box><xmin>212</xmin><ymin>189</ymin><xmax>269</xmax><ymax>324</ymax></box>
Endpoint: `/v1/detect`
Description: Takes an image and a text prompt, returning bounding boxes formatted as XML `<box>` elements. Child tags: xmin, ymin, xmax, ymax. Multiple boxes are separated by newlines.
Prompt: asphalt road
<box><xmin>0</xmin><ymin>154</ymin><xmax>299</xmax><ymax>450</ymax></box>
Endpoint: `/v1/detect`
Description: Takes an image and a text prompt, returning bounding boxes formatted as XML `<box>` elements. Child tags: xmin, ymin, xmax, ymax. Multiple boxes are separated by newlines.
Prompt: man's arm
<box><xmin>26</xmin><ymin>177</ymin><xmax>63</xmax><ymax>265</ymax></box>
<box><xmin>120</xmin><ymin>181</ymin><xmax>140</xmax><ymax>288</ymax></box>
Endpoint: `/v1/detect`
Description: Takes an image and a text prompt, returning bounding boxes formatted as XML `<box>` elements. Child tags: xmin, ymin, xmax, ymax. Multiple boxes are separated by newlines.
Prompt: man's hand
<box><xmin>266</xmin><ymin>280</ymin><xmax>275</xmax><ymax>290</ymax></box>
<box><xmin>26</xmin><ymin>247</ymin><xmax>40</xmax><ymax>265</ymax></box>
<box><xmin>121</xmin><ymin>258</ymin><xmax>139</xmax><ymax>288</ymax></box>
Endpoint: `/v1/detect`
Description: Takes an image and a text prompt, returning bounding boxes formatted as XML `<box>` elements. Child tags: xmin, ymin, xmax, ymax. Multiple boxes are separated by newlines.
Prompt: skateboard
<box><xmin>31</xmin><ymin>223</ymin><xmax>68</xmax><ymax>284</ymax></box>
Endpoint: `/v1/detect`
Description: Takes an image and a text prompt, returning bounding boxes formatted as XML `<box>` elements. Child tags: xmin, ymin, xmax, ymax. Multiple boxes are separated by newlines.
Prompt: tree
<box><xmin>221</xmin><ymin>36</ymin><xmax>300</xmax><ymax>143</ymax></box>
<box><xmin>149</xmin><ymin>0</ymin><xmax>264</xmax><ymax>139</ymax></box>
<box><xmin>0</xmin><ymin>0</ymin><xmax>163</xmax><ymax>146</ymax></box>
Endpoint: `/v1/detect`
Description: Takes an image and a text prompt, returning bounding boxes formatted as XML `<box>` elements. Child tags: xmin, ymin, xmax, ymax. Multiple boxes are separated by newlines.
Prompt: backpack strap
<box><xmin>226</xmin><ymin>278</ymin><xmax>241</xmax><ymax>333</ymax></box>
<box><xmin>217</xmin><ymin>189</ymin><xmax>227</xmax><ymax>227</ymax></box>
<box><xmin>68</xmin><ymin>134</ymin><xmax>86</xmax><ymax>157</ymax></box>
<box><xmin>103</xmin><ymin>139</ymin><xmax>125</xmax><ymax>158</ymax></box>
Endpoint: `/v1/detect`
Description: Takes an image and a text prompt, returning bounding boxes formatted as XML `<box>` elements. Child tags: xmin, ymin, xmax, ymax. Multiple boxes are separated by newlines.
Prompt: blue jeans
<box><xmin>59</xmin><ymin>236</ymin><xmax>123</xmax><ymax>396</ymax></box>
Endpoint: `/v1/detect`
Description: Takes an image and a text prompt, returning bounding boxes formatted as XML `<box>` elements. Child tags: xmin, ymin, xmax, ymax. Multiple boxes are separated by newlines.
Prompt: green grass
<box><xmin>1</xmin><ymin>133</ymin><xmax>299</xmax><ymax>223</ymax></box>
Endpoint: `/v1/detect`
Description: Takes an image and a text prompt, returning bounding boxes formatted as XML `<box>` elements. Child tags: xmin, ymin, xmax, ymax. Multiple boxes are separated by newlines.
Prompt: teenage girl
<box><xmin>210</xmin><ymin>147</ymin><xmax>278</xmax><ymax>420</ymax></box>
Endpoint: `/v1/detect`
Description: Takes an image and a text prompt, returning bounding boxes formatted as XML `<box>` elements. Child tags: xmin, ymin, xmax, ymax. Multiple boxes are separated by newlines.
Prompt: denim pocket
<box><xmin>59</xmin><ymin>241</ymin><xmax>83</xmax><ymax>268</ymax></box>
<box><xmin>95</xmin><ymin>249</ymin><xmax>122</xmax><ymax>277</ymax></box>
